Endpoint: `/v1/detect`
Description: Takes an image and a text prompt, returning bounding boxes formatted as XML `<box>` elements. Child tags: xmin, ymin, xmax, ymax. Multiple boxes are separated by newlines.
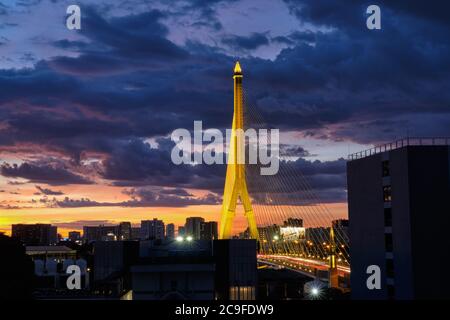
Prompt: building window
<box><xmin>383</xmin><ymin>186</ymin><xmax>392</xmax><ymax>202</ymax></box>
<box><xmin>384</xmin><ymin>208</ymin><xmax>392</xmax><ymax>227</ymax></box>
<box><xmin>382</xmin><ymin>160</ymin><xmax>390</xmax><ymax>177</ymax></box>
<box><xmin>386</xmin><ymin>258</ymin><xmax>395</xmax><ymax>278</ymax></box>
<box><xmin>385</xmin><ymin>233</ymin><xmax>393</xmax><ymax>252</ymax></box>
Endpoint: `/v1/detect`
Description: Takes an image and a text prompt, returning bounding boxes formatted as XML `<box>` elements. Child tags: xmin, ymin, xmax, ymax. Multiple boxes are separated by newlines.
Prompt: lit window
<box><xmin>383</xmin><ymin>186</ymin><xmax>392</xmax><ymax>202</ymax></box>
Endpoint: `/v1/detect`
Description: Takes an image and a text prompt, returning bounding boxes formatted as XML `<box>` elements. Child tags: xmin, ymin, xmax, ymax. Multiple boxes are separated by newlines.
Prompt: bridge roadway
<box><xmin>258</xmin><ymin>254</ymin><xmax>350</xmax><ymax>280</ymax></box>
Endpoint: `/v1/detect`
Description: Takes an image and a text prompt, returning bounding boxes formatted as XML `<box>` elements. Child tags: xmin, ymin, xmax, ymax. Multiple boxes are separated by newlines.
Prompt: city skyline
<box><xmin>1</xmin><ymin>1</ymin><xmax>450</xmax><ymax>236</ymax></box>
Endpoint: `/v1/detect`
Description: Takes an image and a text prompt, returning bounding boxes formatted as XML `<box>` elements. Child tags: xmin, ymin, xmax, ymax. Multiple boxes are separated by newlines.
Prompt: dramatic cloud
<box><xmin>35</xmin><ymin>185</ymin><xmax>64</xmax><ymax>196</ymax></box>
<box><xmin>222</xmin><ymin>33</ymin><xmax>270</xmax><ymax>51</ymax></box>
<box><xmin>0</xmin><ymin>162</ymin><xmax>93</xmax><ymax>185</ymax></box>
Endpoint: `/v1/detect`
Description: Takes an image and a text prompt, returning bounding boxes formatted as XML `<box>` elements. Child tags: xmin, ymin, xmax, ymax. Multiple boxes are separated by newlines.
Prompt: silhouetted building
<box><xmin>12</xmin><ymin>224</ymin><xmax>58</xmax><ymax>245</ymax></box>
<box><xmin>214</xmin><ymin>239</ymin><xmax>257</xmax><ymax>300</ymax></box>
<box><xmin>131</xmin><ymin>227</ymin><xmax>141</xmax><ymax>240</ymax></box>
<box><xmin>283</xmin><ymin>218</ymin><xmax>303</xmax><ymax>227</ymax></box>
<box><xmin>131</xmin><ymin>240</ymin><xmax>215</xmax><ymax>300</ymax></box>
<box><xmin>185</xmin><ymin>217</ymin><xmax>204</xmax><ymax>239</ymax></box>
<box><xmin>93</xmin><ymin>241</ymin><xmax>139</xmax><ymax>297</ymax></box>
<box><xmin>201</xmin><ymin>221</ymin><xmax>218</xmax><ymax>240</ymax></box>
<box><xmin>166</xmin><ymin>223</ymin><xmax>175</xmax><ymax>240</ymax></box>
<box><xmin>0</xmin><ymin>233</ymin><xmax>34</xmax><ymax>299</ymax></box>
<box><xmin>178</xmin><ymin>226</ymin><xmax>185</xmax><ymax>236</ymax></box>
<box><xmin>68</xmin><ymin>231</ymin><xmax>81</xmax><ymax>242</ymax></box>
<box><xmin>141</xmin><ymin>219</ymin><xmax>165</xmax><ymax>240</ymax></box>
<box><xmin>118</xmin><ymin>222</ymin><xmax>132</xmax><ymax>240</ymax></box>
<box><xmin>348</xmin><ymin>139</ymin><xmax>450</xmax><ymax>299</ymax></box>
<box><xmin>83</xmin><ymin>225</ymin><xmax>119</xmax><ymax>242</ymax></box>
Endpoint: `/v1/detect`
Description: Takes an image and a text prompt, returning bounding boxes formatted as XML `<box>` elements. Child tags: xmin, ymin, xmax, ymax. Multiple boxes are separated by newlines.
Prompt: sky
<box><xmin>1</xmin><ymin>0</ymin><xmax>450</xmax><ymax>236</ymax></box>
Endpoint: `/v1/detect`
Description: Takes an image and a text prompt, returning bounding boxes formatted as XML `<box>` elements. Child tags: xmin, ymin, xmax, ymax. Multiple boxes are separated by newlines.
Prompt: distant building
<box><xmin>347</xmin><ymin>139</ymin><xmax>450</xmax><ymax>299</ymax></box>
<box><xmin>131</xmin><ymin>227</ymin><xmax>141</xmax><ymax>240</ymax></box>
<box><xmin>12</xmin><ymin>224</ymin><xmax>58</xmax><ymax>245</ymax></box>
<box><xmin>83</xmin><ymin>225</ymin><xmax>119</xmax><ymax>242</ymax></box>
<box><xmin>166</xmin><ymin>223</ymin><xmax>175</xmax><ymax>240</ymax></box>
<box><xmin>68</xmin><ymin>231</ymin><xmax>81</xmax><ymax>242</ymax></box>
<box><xmin>258</xmin><ymin>225</ymin><xmax>280</xmax><ymax>242</ymax></box>
<box><xmin>118</xmin><ymin>222</ymin><xmax>132</xmax><ymax>240</ymax></box>
<box><xmin>332</xmin><ymin>219</ymin><xmax>349</xmax><ymax>244</ymax></box>
<box><xmin>178</xmin><ymin>226</ymin><xmax>185</xmax><ymax>236</ymax></box>
<box><xmin>283</xmin><ymin>218</ymin><xmax>303</xmax><ymax>227</ymax></box>
<box><xmin>141</xmin><ymin>219</ymin><xmax>165</xmax><ymax>240</ymax></box>
<box><xmin>201</xmin><ymin>221</ymin><xmax>218</xmax><ymax>240</ymax></box>
<box><xmin>185</xmin><ymin>217</ymin><xmax>204</xmax><ymax>239</ymax></box>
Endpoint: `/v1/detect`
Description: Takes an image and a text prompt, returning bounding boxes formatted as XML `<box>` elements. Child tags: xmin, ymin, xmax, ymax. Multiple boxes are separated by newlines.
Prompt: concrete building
<box><xmin>141</xmin><ymin>219</ymin><xmax>165</xmax><ymax>240</ymax></box>
<box><xmin>131</xmin><ymin>241</ymin><xmax>215</xmax><ymax>300</ymax></box>
<box><xmin>213</xmin><ymin>239</ymin><xmax>258</xmax><ymax>300</ymax></box>
<box><xmin>12</xmin><ymin>224</ymin><xmax>58</xmax><ymax>245</ymax></box>
<box><xmin>347</xmin><ymin>139</ymin><xmax>450</xmax><ymax>299</ymax></box>
<box><xmin>185</xmin><ymin>217</ymin><xmax>204</xmax><ymax>240</ymax></box>
<box><xmin>166</xmin><ymin>223</ymin><xmax>175</xmax><ymax>240</ymax></box>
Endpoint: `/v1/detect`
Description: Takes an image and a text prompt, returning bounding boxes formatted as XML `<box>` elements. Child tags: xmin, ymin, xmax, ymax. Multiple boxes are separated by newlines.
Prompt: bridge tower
<box><xmin>328</xmin><ymin>226</ymin><xmax>339</xmax><ymax>288</ymax></box>
<box><xmin>219</xmin><ymin>62</ymin><xmax>259</xmax><ymax>240</ymax></box>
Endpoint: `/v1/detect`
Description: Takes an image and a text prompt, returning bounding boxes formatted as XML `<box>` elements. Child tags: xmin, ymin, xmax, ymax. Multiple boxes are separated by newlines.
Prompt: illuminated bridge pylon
<box><xmin>219</xmin><ymin>61</ymin><xmax>259</xmax><ymax>240</ymax></box>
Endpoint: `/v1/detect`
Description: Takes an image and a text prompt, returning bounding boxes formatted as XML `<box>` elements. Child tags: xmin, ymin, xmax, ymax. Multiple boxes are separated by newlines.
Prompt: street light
<box><xmin>186</xmin><ymin>236</ymin><xmax>193</xmax><ymax>242</ymax></box>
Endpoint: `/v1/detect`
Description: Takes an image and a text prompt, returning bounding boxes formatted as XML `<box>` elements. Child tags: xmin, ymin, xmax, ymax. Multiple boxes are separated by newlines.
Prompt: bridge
<box><xmin>219</xmin><ymin>62</ymin><xmax>350</xmax><ymax>289</ymax></box>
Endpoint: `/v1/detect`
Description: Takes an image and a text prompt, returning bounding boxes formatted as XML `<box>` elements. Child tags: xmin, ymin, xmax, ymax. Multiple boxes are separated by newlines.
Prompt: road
<box><xmin>258</xmin><ymin>254</ymin><xmax>350</xmax><ymax>277</ymax></box>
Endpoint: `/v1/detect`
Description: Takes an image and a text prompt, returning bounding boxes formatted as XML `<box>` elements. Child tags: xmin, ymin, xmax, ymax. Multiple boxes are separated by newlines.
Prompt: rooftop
<box><xmin>348</xmin><ymin>137</ymin><xmax>450</xmax><ymax>161</ymax></box>
<box><xmin>25</xmin><ymin>245</ymin><xmax>76</xmax><ymax>255</ymax></box>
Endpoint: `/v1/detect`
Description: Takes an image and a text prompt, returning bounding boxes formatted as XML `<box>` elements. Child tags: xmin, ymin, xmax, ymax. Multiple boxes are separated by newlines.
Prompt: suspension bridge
<box><xmin>219</xmin><ymin>62</ymin><xmax>350</xmax><ymax>289</ymax></box>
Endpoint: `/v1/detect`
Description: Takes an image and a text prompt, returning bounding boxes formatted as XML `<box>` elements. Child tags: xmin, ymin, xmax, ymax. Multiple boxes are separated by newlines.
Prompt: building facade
<box><xmin>141</xmin><ymin>219</ymin><xmax>165</xmax><ymax>240</ymax></box>
<box><xmin>348</xmin><ymin>142</ymin><xmax>450</xmax><ymax>299</ymax></box>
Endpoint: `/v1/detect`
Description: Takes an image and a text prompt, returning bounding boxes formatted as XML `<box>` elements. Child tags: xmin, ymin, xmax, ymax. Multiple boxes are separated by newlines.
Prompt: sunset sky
<box><xmin>1</xmin><ymin>0</ymin><xmax>450</xmax><ymax>236</ymax></box>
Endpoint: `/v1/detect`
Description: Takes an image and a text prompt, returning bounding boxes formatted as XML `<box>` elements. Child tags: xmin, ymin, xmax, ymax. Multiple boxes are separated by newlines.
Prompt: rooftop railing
<box><xmin>348</xmin><ymin>137</ymin><xmax>450</xmax><ymax>161</ymax></box>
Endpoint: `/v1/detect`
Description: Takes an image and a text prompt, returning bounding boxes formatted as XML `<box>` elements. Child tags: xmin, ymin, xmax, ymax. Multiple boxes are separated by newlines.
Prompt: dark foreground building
<box><xmin>12</xmin><ymin>224</ymin><xmax>57</xmax><ymax>245</ymax></box>
<box><xmin>0</xmin><ymin>233</ymin><xmax>34</xmax><ymax>299</ymax></box>
<box><xmin>347</xmin><ymin>138</ymin><xmax>450</xmax><ymax>299</ymax></box>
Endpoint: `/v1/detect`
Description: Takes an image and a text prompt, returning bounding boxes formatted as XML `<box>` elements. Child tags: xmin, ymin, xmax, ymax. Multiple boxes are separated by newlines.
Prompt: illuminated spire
<box><xmin>234</xmin><ymin>61</ymin><xmax>242</xmax><ymax>75</ymax></box>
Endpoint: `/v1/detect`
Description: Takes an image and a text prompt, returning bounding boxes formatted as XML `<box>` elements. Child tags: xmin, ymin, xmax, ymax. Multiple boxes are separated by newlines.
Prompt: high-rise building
<box><xmin>118</xmin><ymin>222</ymin><xmax>132</xmax><ymax>240</ymax></box>
<box><xmin>141</xmin><ymin>219</ymin><xmax>165</xmax><ymax>240</ymax></box>
<box><xmin>347</xmin><ymin>139</ymin><xmax>450</xmax><ymax>299</ymax></box>
<box><xmin>185</xmin><ymin>217</ymin><xmax>204</xmax><ymax>240</ymax></box>
<box><xmin>68</xmin><ymin>231</ymin><xmax>81</xmax><ymax>242</ymax></box>
<box><xmin>83</xmin><ymin>225</ymin><xmax>119</xmax><ymax>242</ymax></box>
<box><xmin>201</xmin><ymin>221</ymin><xmax>218</xmax><ymax>240</ymax></box>
<box><xmin>131</xmin><ymin>227</ymin><xmax>141</xmax><ymax>240</ymax></box>
<box><xmin>11</xmin><ymin>224</ymin><xmax>58</xmax><ymax>245</ymax></box>
<box><xmin>178</xmin><ymin>226</ymin><xmax>185</xmax><ymax>236</ymax></box>
<box><xmin>166</xmin><ymin>223</ymin><xmax>175</xmax><ymax>240</ymax></box>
